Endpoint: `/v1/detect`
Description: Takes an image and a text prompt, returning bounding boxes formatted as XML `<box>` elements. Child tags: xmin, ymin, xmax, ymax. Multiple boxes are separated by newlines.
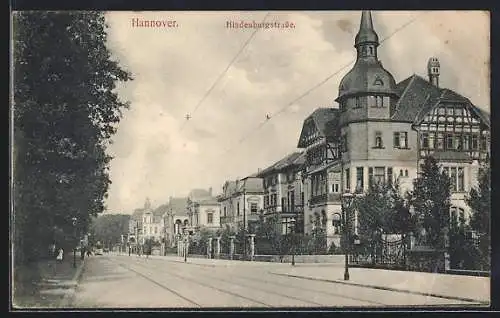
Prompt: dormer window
<box><xmin>374</xmin><ymin>78</ymin><xmax>384</xmax><ymax>86</ymax></box>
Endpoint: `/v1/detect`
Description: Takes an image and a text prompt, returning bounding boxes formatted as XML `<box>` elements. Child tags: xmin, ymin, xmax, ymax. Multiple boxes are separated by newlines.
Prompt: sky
<box><xmin>103</xmin><ymin>11</ymin><xmax>490</xmax><ymax>214</ymax></box>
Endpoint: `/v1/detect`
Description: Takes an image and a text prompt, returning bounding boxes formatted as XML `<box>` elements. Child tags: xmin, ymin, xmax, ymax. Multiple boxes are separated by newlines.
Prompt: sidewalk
<box><xmin>269</xmin><ymin>266</ymin><xmax>490</xmax><ymax>304</ymax></box>
<box><xmin>13</xmin><ymin>253</ymin><xmax>86</xmax><ymax>309</ymax></box>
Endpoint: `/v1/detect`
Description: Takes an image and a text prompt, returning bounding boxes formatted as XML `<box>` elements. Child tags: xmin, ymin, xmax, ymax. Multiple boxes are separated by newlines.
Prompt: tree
<box><xmin>409</xmin><ymin>156</ymin><xmax>451</xmax><ymax>249</ymax></box>
<box><xmin>13</xmin><ymin>12</ymin><xmax>132</xmax><ymax>266</ymax></box>
<box><xmin>466</xmin><ymin>162</ymin><xmax>490</xmax><ymax>270</ymax></box>
<box><xmin>255</xmin><ymin>213</ymin><xmax>284</xmax><ymax>255</ymax></box>
<box><xmin>90</xmin><ymin>214</ymin><xmax>131</xmax><ymax>247</ymax></box>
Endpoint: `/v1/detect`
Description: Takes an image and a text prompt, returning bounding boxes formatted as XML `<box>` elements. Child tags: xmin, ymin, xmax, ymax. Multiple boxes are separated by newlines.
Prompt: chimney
<box><xmin>427</xmin><ymin>57</ymin><xmax>440</xmax><ymax>87</ymax></box>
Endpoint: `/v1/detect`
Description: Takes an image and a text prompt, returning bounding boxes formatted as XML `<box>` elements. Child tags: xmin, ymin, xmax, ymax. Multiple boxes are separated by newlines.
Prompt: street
<box><xmin>68</xmin><ymin>254</ymin><xmax>486</xmax><ymax>308</ymax></box>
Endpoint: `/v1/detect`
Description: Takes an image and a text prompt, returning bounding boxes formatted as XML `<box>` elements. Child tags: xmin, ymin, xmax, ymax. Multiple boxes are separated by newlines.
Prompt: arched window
<box><xmin>332</xmin><ymin>213</ymin><xmax>341</xmax><ymax>235</ymax></box>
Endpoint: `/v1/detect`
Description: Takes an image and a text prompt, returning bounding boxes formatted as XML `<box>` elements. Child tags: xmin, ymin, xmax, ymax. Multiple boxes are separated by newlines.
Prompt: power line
<box><xmin>179</xmin><ymin>12</ymin><xmax>271</xmax><ymax>133</ymax></box>
<box><xmin>189</xmin><ymin>12</ymin><xmax>426</xmax><ymax>182</ymax></box>
<box><xmin>210</xmin><ymin>13</ymin><xmax>426</xmax><ymax>162</ymax></box>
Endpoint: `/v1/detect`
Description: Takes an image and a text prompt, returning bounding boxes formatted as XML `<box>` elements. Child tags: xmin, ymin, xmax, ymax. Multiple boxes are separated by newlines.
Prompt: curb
<box><xmin>270</xmin><ymin>272</ymin><xmax>489</xmax><ymax>305</ymax></box>
<box><xmin>58</xmin><ymin>260</ymin><xmax>86</xmax><ymax>308</ymax></box>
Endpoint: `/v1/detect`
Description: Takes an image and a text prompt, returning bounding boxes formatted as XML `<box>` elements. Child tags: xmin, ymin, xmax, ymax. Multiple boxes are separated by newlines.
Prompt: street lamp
<box><xmin>183</xmin><ymin>229</ymin><xmax>188</xmax><ymax>263</ymax></box>
<box><xmin>341</xmin><ymin>192</ymin><xmax>354</xmax><ymax>281</ymax></box>
<box><xmin>290</xmin><ymin>217</ymin><xmax>296</xmax><ymax>266</ymax></box>
<box><xmin>72</xmin><ymin>217</ymin><xmax>78</xmax><ymax>268</ymax></box>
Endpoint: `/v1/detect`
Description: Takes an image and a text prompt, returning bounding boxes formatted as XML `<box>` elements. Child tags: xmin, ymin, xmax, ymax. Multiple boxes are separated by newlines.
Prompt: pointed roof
<box><xmin>257</xmin><ymin>152</ymin><xmax>305</xmax><ymax>177</ymax></box>
<box><xmin>392</xmin><ymin>74</ymin><xmax>441</xmax><ymax>122</ymax></box>
<box><xmin>393</xmin><ymin>74</ymin><xmax>490</xmax><ymax>128</ymax></box>
<box><xmin>188</xmin><ymin>189</ymin><xmax>211</xmax><ymax>201</ymax></box>
<box><xmin>355</xmin><ymin>11</ymin><xmax>379</xmax><ymax>47</ymax></box>
<box><xmin>297</xmin><ymin>108</ymin><xmax>340</xmax><ymax>148</ymax></box>
<box><xmin>237</xmin><ymin>177</ymin><xmax>264</xmax><ymax>194</ymax></box>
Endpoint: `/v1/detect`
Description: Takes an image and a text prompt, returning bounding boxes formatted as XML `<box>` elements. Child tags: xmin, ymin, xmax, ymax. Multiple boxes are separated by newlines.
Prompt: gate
<box><xmin>350</xmin><ymin>234</ymin><xmax>407</xmax><ymax>267</ymax></box>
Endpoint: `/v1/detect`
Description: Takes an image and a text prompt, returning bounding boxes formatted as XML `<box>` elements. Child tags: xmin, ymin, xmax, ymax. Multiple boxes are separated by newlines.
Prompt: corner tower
<box><xmin>336</xmin><ymin>11</ymin><xmax>399</xmax><ymax>125</ymax></box>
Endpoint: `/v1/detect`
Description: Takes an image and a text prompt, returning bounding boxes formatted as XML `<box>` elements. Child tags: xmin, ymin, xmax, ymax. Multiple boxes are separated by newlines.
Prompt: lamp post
<box><xmin>183</xmin><ymin>229</ymin><xmax>188</xmax><ymax>263</ymax></box>
<box><xmin>341</xmin><ymin>192</ymin><xmax>354</xmax><ymax>281</ymax></box>
<box><xmin>72</xmin><ymin>217</ymin><xmax>78</xmax><ymax>268</ymax></box>
<box><xmin>290</xmin><ymin>217</ymin><xmax>296</xmax><ymax>266</ymax></box>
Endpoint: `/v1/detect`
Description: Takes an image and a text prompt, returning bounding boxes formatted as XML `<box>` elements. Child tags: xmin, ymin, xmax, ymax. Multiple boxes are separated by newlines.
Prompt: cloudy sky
<box><xmin>103</xmin><ymin>11</ymin><xmax>490</xmax><ymax>214</ymax></box>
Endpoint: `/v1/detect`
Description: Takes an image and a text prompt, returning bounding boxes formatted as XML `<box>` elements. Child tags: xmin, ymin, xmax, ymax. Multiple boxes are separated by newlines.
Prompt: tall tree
<box><xmin>90</xmin><ymin>214</ymin><xmax>131</xmax><ymax>248</ymax></box>
<box><xmin>13</xmin><ymin>12</ymin><xmax>132</xmax><ymax>266</ymax></box>
<box><xmin>409</xmin><ymin>156</ymin><xmax>451</xmax><ymax>249</ymax></box>
<box><xmin>466</xmin><ymin>162</ymin><xmax>490</xmax><ymax>270</ymax></box>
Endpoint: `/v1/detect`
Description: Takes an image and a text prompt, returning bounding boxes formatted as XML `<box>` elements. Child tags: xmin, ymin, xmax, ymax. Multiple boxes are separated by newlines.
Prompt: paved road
<box><xmin>70</xmin><ymin>254</ymin><xmax>481</xmax><ymax>308</ymax></box>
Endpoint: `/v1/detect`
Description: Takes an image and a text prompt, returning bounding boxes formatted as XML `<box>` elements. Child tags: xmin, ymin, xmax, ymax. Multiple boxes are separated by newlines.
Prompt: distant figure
<box><xmin>80</xmin><ymin>247</ymin><xmax>85</xmax><ymax>260</ymax></box>
<box><xmin>86</xmin><ymin>248</ymin><xmax>92</xmax><ymax>257</ymax></box>
<box><xmin>56</xmin><ymin>248</ymin><xmax>64</xmax><ymax>262</ymax></box>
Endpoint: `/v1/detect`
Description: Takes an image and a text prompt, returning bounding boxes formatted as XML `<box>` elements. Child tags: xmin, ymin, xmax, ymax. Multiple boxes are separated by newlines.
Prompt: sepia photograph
<box><xmin>11</xmin><ymin>10</ymin><xmax>490</xmax><ymax>309</ymax></box>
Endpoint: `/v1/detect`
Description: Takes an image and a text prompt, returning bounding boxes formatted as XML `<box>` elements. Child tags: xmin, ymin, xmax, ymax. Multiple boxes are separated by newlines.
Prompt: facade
<box><xmin>187</xmin><ymin>188</ymin><xmax>221</xmax><ymax>232</ymax></box>
<box><xmin>297</xmin><ymin>109</ymin><xmax>343</xmax><ymax>248</ymax></box>
<box><xmin>296</xmin><ymin>11</ymin><xmax>490</xmax><ymax>250</ymax></box>
<box><xmin>257</xmin><ymin>152</ymin><xmax>306</xmax><ymax>235</ymax></box>
<box><xmin>164</xmin><ymin>197</ymin><xmax>189</xmax><ymax>247</ymax></box>
<box><xmin>219</xmin><ymin>177</ymin><xmax>265</xmax><ymax>233</ymax></box>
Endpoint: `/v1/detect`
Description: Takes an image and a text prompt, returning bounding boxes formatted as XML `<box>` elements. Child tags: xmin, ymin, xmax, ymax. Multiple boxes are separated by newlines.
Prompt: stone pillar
<box><xmin>215</xmin><ymin>237</ymin><xmax>221</xmax><ymax>258</ymax></box>
<box><xmin>249</xmin><ymin>234</ymin><xmax>256</xmax><ymax>261</ymax></box>
<box><xmin>207</xmin><ymin>237</ymin><xmax>213</xmax><ymax>259</ymax></box>
<box><xmin>229</xmin><ymin>236</ymin><xmax>235</xmax><ymax>260</ymax></box>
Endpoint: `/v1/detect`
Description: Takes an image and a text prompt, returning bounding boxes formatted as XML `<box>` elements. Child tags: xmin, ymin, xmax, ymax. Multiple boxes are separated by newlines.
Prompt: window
<box><xmin>374</xmin><ymin>131</ymin><xmax>383</xmax><ymax>148</ymax></box>
<box><xmin>471</xmin><ymin>135</ymin><xmax>478</xmax><ymax>150</ymax></box>
<box><xmin>301</xmin><ymin>192</ymin><xmax>304</xmax><ymax>205</ymax></box>
<box><xmin>374</xmin><ymin>167</ymin><xmax>385</xmax><ymax>184</ymax></box>
<box><xmin>443</xmin><ymin>167</ymin><xmax>465</xmax><ymax>192</ymax></box>
<box><xmin>445</xmin><ymin>134</ymin><xmax>454</xmax><ymax>150</ymax></box>
<box><xmin>447</xmin><ymin>107</ymin><xmax>454</xmax><ymax>116</ymax></box>
<box><xmin>207</xmin><ymin>212</ymin><xmax>213</xmax><ymax>224</ymax></box>
<box><xmin>355</xmin><ymin>97</ymin><xmax>361</xmax><ymax>108</ymax></box>
<box><xmin>250</xmin><ymin>203</ymin><xmax>258</xmax><ymax>214</ymax></box>
<box><xmin>393</xmin><ymin>132</ymin><xmax>408</xmax><ymax>148</ymax></box>
<box><xmin>429</xmin><ymin>133</ymin><xmax>435</xmax><ymax>149</ymax></box>
<box><xmin>345</xmin><ymin>168</ymin><xmax>350</xmax><ymax>191</ymax></box>
<box><xmin>458</xmin><ymin>167</ymin><xmax>465</xmax><ymax>192</ymax></box>
<box><xmin>154</xmin><ymin>227</ymin><xmax>158</xmax><ymax>234</ymax></box>
<box><xmin>387</xmin><ymin>167</ymin><xmax>393</xmax><ymax>186</ymax></box>
<box><xmin>356</xmin><ymin>167</ymin><xmax>364</xmax><ymax>192</ymax></box>
<box><xmin>281</xmin><ymin>197</ymin><xmax>286</xmax><ymax>211</ymax></box>
<box><xmin>454</xmin><ymin>134</ymin><xmax>462</xmax><ymax>150</ymax></box>
<box><xmin>463</xmin><ymin>135</ymin><xmax>470</xmax><ymax>150</ymax></box>
<box><xmin>334</xmin><ymin>184</ymin><xmax>339</xmax><ymax>193</ymax></box>
<box><xmin>237</xmin><ymin>202</ymin><xmax>240</xmax><ymax>216</ymax></box>
<box><xmin>405</xmin><ymin>169</ymin><xmax>408</xmax><ymax>177</ymax></box>
<box><xmin>368</xmin><ymin>167</ymin><xmax>374</xmax><ymax>187</ymax></box>
<box><xmin>437</xmin><ymin>132</ymin><xmax>444</xmax><ymax>150</ymax></box>
<box><xmin>223</xmin><ymin>206</ymin><xmax>227</xmax><ymax>217</ymax></box>
<box><xmin>376</xmin><ymin>96</ymin><xmax>384</xmax><ymax>107</ymax></box>
<box><xmin>438</xmin><ymin>108</ymin><xmax>446</xmax><ymax>115</ymax></box>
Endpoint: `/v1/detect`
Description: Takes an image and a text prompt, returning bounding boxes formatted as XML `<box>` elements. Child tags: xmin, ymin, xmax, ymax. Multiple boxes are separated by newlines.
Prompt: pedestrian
<box><xmin>87</xmin><ymin>247</ymin><xmax>92</xmax><ymax>257</ymax></box>
<box><xmin>56</xmin><ymin>248</ymin><xmax>64</xmax><ymax>263</ymax></box>
<box><xmin>80</xmin><ymin>247</ymin><xmax>85</xmax><ymax>260</ymax></box>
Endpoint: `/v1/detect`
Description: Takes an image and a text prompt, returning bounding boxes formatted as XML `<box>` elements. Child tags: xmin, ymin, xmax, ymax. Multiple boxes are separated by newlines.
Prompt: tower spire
<box><xmin>354</xmin><ymin>11</ymin><xmax>379</xmax><ymax>59</ymax></box>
